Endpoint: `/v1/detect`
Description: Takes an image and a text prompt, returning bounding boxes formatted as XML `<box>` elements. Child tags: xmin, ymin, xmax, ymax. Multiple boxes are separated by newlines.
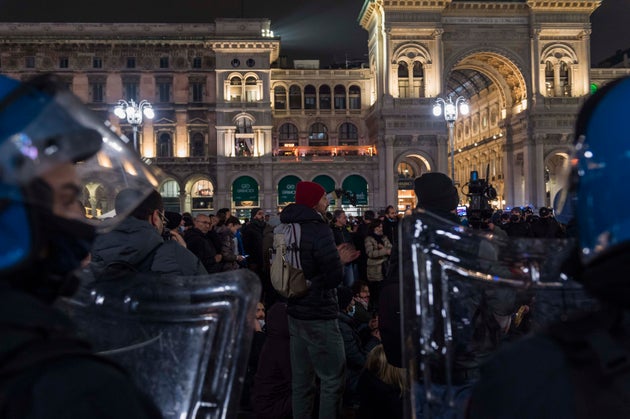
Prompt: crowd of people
<box><xmin>4</xmin><ymin>72</ymin><xmax>630</xmax><ymax>419</ymax></box>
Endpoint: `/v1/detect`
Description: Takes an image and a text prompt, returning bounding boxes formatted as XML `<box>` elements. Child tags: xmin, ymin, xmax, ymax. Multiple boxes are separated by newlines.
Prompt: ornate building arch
<box><xmin>445</xmin><ymin>48</ymin><xmax>529</xmax><ymax>114</ymax></box>
<box><xmin>394</xmin><ymin>150</ymin><xmax>434</xmax><ymax>175</ymax></box>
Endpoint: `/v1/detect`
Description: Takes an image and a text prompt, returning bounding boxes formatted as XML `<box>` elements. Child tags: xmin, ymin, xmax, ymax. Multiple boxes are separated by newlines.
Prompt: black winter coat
<box><xmin>91</xmin><ymin>217</ymin><xmax>206</xmax><ymax>276</ymax></box>
<box><xmin>338</xmin><ymin>312</ymin><xmax>368</xmax><ymax>371</ymax></box>
<box><xmin>251</xmin><ymin>303</ymin><xmax>292</xmax><ymax>419</ymax></box>
<box><xmin>241</xmin><ymin>220</ymin><xmax>266</xmax><ymax>275</ymax></box>
<box><xmin>183</xmin><ymin>228</ymin><xmax>221</xmax><ymax>273</ymax></box>
<box><xmin>280</xmin><ymin>203</ymin><xmax>344</xmax><ymax>320</ymax></box>
<box><xmin>0</xmin><ymin>287</ymin><xmax>162</xmax><ymax>418</ymax></box>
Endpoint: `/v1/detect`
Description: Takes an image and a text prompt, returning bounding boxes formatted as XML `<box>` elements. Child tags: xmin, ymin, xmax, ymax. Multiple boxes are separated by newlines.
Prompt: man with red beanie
<box><xmin>279</xmin><ymin>181</ymin><xmax>360</xmax><ymax>418</ymax></box>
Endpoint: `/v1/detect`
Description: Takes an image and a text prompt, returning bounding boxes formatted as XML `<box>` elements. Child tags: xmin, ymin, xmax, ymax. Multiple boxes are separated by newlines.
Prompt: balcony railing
<box><xmin>273</xmin><ymin>145</ymin><xmax>377</xmax><ymax>162</ymax></box>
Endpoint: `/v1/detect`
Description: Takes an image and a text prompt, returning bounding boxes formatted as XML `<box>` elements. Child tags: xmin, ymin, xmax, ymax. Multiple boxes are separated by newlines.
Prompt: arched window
<box><xmin>160</xmin><ymin>180</ymin><xmax>181</xmax><ymax>212</ymax></box>
<box><xmin>560</xmin><ymin>62</ymin><xmax>570</xmax><ymax>96</ymax></box>
<box><xmin>412</xmin><ymin>62</ymin><xmax>424</xmax><ymax>98</ymax></box>
<box><xmin>545</xmin><ymin>61</ymin><xmax>554</xmax><ymax>96</ymax></box>
<box><xmin>348</xmin><ymin>85</ymin><xmax>361</xmax><ymax>110</ymax></box>
<box><xmin>160</xmin><ymin>180</ymin><xmax>180</xmax><ymax>197</ymax></box>
<box><xmin>339</xmin><ymin>122</ymin><xmax>358</xmax><ymax>146</ymax></box>
<box><xmin>190</xmin><ymin>132</ymin><xmax>205</xmax><ymax>157</ymax></box>
<box><xmin>279</xmin><ymin>123</ymin><xmax>299</xmax><ymax>147</ymax></box>
<box><xmin>274</xmin><ymin>86</ymin><xmax>287</xmax><ymax>109</ymax></box>
<box><xmin>229</xmin><ymin>76</ymin><xmax>242</xmax><ymax>101</ymax></box>
<box><xmin>334</xmin><ymin>85</ymin><xmax>346</xmax><ymax>110</ymax></box>
<box><xmin>319</xmin><ymin>85</ymin><xmax>331</xmax><ymax>109</ymax></box>
<box><xmin>398</xmin><ymin>62</ymin><xmax>409</xmax><ymax>98</ymax></box>
<box><xmin>304</xmin><ymin>85</ymin><xmax>316</xmax><ymax>110</ymax></box>
<box><xmin>235</xmin><ymin>117</ymin><xmax>254</xmax><ymax>157</ymax></box>
<box><xmin>157</xmin><ymin>132</ymin><xmax>173</xmax><ymax>158</ymax></box>
<box><xmin>236</xmin><ymin>118</ymin><xmax>253</xmax><ymax>134</ymax></box>
<box><xmin>245</xmin><ymin>76</ymin><xmax>258</xmax><ymax>102</ymax></box>
<box><xmin>289</xmin><ymin>85</ymin><xmax>302</xmax><ymax>109</ymax></box>
<box><xmin>308</xmin><ymin>122</ymin><xmax>328</xmax><ymax>146</ymax></box>
<box><xmin>191</xmin><ymin>179</ymin><xmax>214</xmax><ymax>210</ymax></box>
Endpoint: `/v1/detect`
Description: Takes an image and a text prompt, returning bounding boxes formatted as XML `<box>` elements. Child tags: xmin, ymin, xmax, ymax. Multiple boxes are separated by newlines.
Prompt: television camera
<box><xmin>461</xmin><ymin>165</ymin><xmax>497</xmax><ymax>229</ymax></box>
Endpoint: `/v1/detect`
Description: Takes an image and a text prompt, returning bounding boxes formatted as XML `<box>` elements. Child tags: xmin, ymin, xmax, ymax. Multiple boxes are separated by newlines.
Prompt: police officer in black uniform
<box><xmin>0</xmin><ymin>74</ymin><xmax>161</xmax><ymax>418</ymax></box>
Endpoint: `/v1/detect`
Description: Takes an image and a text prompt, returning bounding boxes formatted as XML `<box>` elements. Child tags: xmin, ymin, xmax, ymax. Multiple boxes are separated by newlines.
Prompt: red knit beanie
<box><xmin>295</xmin><ymin>181</ymin><xmax>326</xmax><ymax>208</ymax></box>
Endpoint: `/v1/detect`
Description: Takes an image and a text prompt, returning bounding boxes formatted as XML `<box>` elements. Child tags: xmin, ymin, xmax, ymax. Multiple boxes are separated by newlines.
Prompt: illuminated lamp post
<box><xmin>432</xmin><ymin>95</ymin><xmax>469</xmax><ymax>182</ymax></box>
<box><xmin>113</xmin><ymin>99</ymin><xmax>155</xmax><ymax>153</ymax></box>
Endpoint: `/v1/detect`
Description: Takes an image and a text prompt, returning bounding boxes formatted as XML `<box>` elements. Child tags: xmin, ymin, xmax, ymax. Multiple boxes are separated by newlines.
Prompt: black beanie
<box><xmin>414</xmin><ymin>172</ymin><xmax>459</xmax><ymax>212</ymax></box>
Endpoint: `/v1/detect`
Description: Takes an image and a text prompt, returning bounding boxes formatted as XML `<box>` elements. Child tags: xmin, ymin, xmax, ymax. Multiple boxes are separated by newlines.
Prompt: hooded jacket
<box><xmin>91</xmin><ymin>217</ymin><xmax>206</xmax><ymax>277</ymax></box>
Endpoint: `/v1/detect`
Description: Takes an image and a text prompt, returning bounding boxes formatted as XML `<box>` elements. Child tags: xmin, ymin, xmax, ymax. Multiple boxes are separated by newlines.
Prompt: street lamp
<box><xmin>113</xmin><ymin>99</ymin><xmax>155</xmax><ymax>153</ymax></box>
<box><xmin>432</xmin><ymin>95</ymin><xmax>469</xmax><ymax>182</ymax></box>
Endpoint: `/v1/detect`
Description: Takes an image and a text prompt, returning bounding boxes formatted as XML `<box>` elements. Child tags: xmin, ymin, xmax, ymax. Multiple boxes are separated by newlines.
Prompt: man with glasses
<box><xmin>91</xmin><ymin>189</ymin><xmax>207</xmax><ymax>276</ymax></box>
<box><xmin>184</xmin><ymin>213</ymin><xmax>223</xmax><ymax>273</ymax></box>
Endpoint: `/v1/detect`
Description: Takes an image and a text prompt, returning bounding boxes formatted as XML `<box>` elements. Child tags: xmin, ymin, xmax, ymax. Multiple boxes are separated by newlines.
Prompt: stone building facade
<box><xmin>0</xmin><ymin>0</ymin><xmax>627</xmax><ymax>217</ymax></box>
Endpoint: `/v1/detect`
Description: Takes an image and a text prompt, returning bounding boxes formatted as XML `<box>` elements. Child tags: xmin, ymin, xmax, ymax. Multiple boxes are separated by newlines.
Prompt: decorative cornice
<box><xmin>382</xmin><ymin>0</ymin><xmax>451</xmax><ymax>9</ymax></box>
<box><xmin>526</xmin><ymin>0</ymin><xmax>601</xmax><ymax>13</ymax></box>
<box><xmin>447</xmin><ymin>1</ymin><xmax>529</xmax><ymax>12</ymax></box>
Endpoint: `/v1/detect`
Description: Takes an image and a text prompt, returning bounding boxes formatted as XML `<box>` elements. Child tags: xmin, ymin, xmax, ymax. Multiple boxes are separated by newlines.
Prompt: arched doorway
<box><xmin>160</xmin><ymin>179</ymin><xmax>181</xmax><ymax>213</ymax></box>
<box><xmin>395</xmin><ymin>153</ymin><xmax>432</xmax><ymax>212</ymax></box>
<box><xmin>190</xmin><ymin>178</ymin><xmax>214</xmax><ymax>216</ymax></box>
<box><xmin>545</xmin><ymin>151</ymin><xmax>570</xmax><ymax>208</ymax></box>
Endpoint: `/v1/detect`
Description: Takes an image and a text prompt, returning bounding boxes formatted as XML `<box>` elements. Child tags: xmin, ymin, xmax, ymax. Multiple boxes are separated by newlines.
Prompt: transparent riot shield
<box><xmin>57</xmin><ymin>269</ymin><xmax>261</xmax><ymax>419</ymax></box>
<box><xmin>397</xmin><ymin>210</ymin><xmax>599</xmax><ymax>419</ymax></box>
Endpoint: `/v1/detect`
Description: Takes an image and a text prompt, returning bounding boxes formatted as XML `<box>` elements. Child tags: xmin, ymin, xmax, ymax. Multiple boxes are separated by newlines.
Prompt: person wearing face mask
<box><xmin>337</xmin><ymin>286</ymin><xmax>378</xmax><ymax>410</ymax></box>
<box><xmin>0</xmin><ymin>74</ymin><xmax>162</xmax><ymax>417</ymax></box>
<box><xmin>502</xmin><ymin>207</ymin><xmax>533</xmax><ymax>238</ymax></box>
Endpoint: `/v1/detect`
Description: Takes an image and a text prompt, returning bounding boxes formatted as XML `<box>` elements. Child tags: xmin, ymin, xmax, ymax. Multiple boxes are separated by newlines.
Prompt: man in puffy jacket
<box><xmin>91</xmin><ymin>189</ymin><xmax>206</xmax><ymax>277</ymax></box>
<box><xmin>279</xmin><ymin>181</ymin><xmax>359</xmax><ymax>419</ymax></box>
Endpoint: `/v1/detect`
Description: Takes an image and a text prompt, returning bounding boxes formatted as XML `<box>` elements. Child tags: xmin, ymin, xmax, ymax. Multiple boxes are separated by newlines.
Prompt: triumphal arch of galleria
<box><xmin>360</xmin><ymin>0</ymin><xmax>628</xmax><ymax>210</ymax></box>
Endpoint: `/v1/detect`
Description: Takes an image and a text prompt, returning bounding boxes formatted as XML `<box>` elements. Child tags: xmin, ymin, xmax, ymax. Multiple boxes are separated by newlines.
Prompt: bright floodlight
<box><xmin>433</xmin><ymin>104</ymin><xmax>442</xmax><ymax>117</ymax></box>
<box><xmin>143</xmin><ymin>107</ymin><xmax>155</xmax><ymax>119</ymax></box>
<box><xmin>460</xmin><ymin>102</ymin><xmax>470</xmax><ymax>115</ymax></box>
<box><xmin>114</xmin><ymin>106</ymin><xmax>126</xmax><ymax>119</ymax></box>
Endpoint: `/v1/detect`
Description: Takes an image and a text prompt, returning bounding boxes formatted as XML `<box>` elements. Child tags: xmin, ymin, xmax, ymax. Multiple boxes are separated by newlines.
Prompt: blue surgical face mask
<box><xmin>348</xmin><ymin>304</ymin><xmax>356</xmax><ymax>317</ymax></box>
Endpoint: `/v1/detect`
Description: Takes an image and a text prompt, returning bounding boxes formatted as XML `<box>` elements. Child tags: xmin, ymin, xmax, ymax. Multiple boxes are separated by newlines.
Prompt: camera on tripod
<box><xmin>462</xmin><ymin>166</ymin><xmax>497</xmax><ymax>229</ymax></box>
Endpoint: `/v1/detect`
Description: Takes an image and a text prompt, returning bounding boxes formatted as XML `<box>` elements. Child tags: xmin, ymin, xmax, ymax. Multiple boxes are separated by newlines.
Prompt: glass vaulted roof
<box><xmin>447</xmin><ymin>69</ymin><xmax>494</xmax><ymax>99</ymax></box>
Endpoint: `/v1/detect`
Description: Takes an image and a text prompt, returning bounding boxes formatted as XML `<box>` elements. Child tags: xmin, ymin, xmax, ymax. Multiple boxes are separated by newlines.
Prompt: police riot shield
<box><xmin>57</xmin><ymin>269</ymin><xmax>261</xmax><ymax>419</ymax></box>
<box><xmin>397</xmin><ymin>210</ymin><xmax>599</xmax><ymax>419</ymax></box>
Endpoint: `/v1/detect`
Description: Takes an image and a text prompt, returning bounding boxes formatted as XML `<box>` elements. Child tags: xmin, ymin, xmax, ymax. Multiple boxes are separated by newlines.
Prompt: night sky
<box><xmin>0</xmin><ymin>0</ymin><xmax>626</xmax><ymax>67</ymax></box>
